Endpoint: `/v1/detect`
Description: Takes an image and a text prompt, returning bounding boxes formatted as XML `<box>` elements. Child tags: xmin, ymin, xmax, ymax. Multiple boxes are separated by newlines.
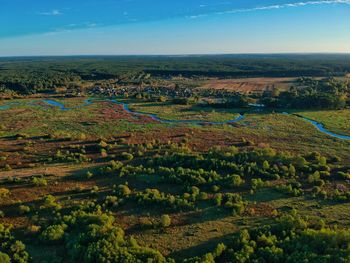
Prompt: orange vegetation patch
<box><xmin>200</xmin><ymin>77</ymin><xmax>296</xmax><ymax>94</ymax></box>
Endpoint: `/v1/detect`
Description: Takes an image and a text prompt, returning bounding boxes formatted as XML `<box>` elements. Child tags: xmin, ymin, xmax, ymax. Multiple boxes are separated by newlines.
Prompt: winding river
<box><xmin>1</xmin><ymin>98</ymin><xmax>349</xmax><ymax>141</ymax></box>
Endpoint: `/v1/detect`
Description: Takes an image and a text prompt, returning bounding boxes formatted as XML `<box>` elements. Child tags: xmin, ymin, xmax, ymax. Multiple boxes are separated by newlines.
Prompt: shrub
<box><xmin>4</xmin><ymin>164</ymin><xmax>11</xmax><ymax>171</ymax></box>
<box><xmin>27</xmin><ymin>225</ymin><xmax>41</xmax><ymax>234</ymax></box>
<box><xmin>77</xmin><ymin>133</ymin><xmax>87</xmax><ymax>141</ymax></box>
<box><xmin>214</xmin><ymin>193</ymin><xmax>223</xmax><ymax>206</ymax></box>
<box><xmin>0</xmin><ymin>224</ymin><xmax>29</xmax><ymax>262</ymax></box>
<box><xmin>32</xmin><ymin>177</ymin><xmax>48</xmax><ymax>187</ymax></box>
<box><xmin>90</xmin><ymin>186</ymin><xmax>99</xmax><ymax>195</ymax></box>
<box><xmin>227</xmin><ymin>174</ymin><xmax>244</xmax><ymax>188</ymax></box>
<box><xmin>117</xmin><ymin>184</ymin><xmax>131</xmax><ymax>196</ymax></box>
<box><xmin>0</xmin><ymin>252</ymin><xmax>10</xmax><ymax>263</ymax></box>
<box><xmin>86</xmin><ymin>171</ymin><xmax>94</xmax><ymax>179</ymax></box>
<box><xmin>40</xmin><ymin>224</ymin><xmax>67</xmax><ymax>242</ymax></box>
<box><xmin>212</xmin><ymin>185</ymin><xmax>220</xmax><ymax>192</ymax></box>
<box><xmin>251</xmin><ymin>178</ymin><xmax>265</xmax><ymax>191</ymax></box>
<box><xmin>158</xmin><ymin>96</ymin><xmax>167</xmax><ymax>102</ymax></box>
<box><xmin>18</xmin><ymin>205</ymin><xmax>30</xmax><ymax>215</ymax></box>
<box><xmin>199</xmin><ymin>192</ymin><xmax>208</xmax><ymax>200</ymax></box>
<box><xmin>276</xmin><ymin>183</ymin><xmax>303</xmax><ymax>197</ymax></box>
<box><xmin>0</xmin><ymin>188</ymin><xmax>9</xmax><ymax>197</ymax></box>
<box><xmin>336</xmin><ymin>171</ymin><xmax>350</xmax><ymax>180</ymax></box>
<box><xmin>100</xmin><ymin>149</ymin><xmax>108</xmax><ymax>158</ymax></box>
<box><xmin>307</xmin><ymin>171</ymin><xmax>320</xmax><ymax>184</ymax></box>
<box><xmin>40</xmin><ymin>195</ymin><xmax>61</xmax><ymax>210</ymax></box>
<box><xmin>288</xmin><ymin>164</ymin><xmax>296</xmax><ymax>176</ymax></box>
<box><xmin>121</xmin><ymin>152</ymin><xmax>134</xmax><ymax>161</ymax></box>
<box><xmin>99</xmin><ymin>140</ymin><xmax>108</xmax><ymax>148</ymax></box>
<box><xmin>262</xmin><ymin>160</ymin><xmax>270</xmax><ymax>170</ymax></box>
<box><xmin>104</xmin><ymin>196</ymin><xmax>118</xmax><ymax>207</ymax></box>
<box><xmin>160</xmin><ymin>214</ymin><xmax>171</xmax><ymax>228</ymax></box>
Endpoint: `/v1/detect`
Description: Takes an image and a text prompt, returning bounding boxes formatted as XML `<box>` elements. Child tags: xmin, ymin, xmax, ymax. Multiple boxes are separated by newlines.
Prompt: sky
<box><xmin>0</xmin><ymin>0</ymin><xmax>350</xmax><ymax>56</ymax></box>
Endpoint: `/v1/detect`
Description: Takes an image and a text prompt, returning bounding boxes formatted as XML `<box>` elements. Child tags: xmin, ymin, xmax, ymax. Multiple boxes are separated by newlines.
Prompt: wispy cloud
<box><xmin>189</xmin><ymin>0</ymin><xmax>350</xmax><ymax>18</ymax></box>
<box><xmin>38</xmin><ymin>9</ymin><xmax>63</xmax><ymax>16</ymax></box>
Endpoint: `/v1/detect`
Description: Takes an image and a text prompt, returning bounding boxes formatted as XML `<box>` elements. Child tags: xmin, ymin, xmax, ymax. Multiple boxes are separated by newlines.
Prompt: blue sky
<box><xmin>0</xmin><ymin>0</ymin><xmax>350</xmax><ymax>56</ymax></box>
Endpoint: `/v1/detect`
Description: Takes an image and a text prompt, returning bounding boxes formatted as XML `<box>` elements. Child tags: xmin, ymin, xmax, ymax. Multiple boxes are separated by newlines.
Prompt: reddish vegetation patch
<box><xmin>200</xmin><ymin>78</ymin><xmax>295</xmax><ymax>94</ymax></box>
<box><xmin>0</xmin><ymin>135</ymin><xmax>101</xmax><ymax>172</ymax></box>
<box><xmin>126</xmin><ymin>127</ymin><xmax>249</xmax><ymax>151</ymax></box>
<box><xmin>245</xmin><ymin>203</ymin><xmax>276</xmax><ymax>217</ymax></box>
<box><xmin>1</xmin><ymin>108</ymin><xmax>39</xmax><ymax>131</ymax></box>
<box><xmin>98</xmin><ymin>102</ymin><xmax>158</xmax><ymax>124</ymax></box>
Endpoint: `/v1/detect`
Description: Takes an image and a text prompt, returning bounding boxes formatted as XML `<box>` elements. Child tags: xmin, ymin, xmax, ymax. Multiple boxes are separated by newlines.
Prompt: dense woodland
<box><xmin>1</xmin><ymin>54</ymin><xmax>350</xmax><ymax>94</ymax></box>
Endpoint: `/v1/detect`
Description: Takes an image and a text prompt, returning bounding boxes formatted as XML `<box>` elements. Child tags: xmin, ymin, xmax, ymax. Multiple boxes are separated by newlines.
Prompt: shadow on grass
<box><xmin>168</xmin><ymin>233</ymin><xmax>234</xmax><ymax>260</ymax></box>
<box><xmin>245</xmin><ymin>188</ymin><xmax>287</xmax><ymax>203</ymax></box>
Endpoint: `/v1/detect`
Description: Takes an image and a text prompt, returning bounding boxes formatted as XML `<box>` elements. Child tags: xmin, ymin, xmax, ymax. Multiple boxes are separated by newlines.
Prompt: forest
<box><xmin>1</xmin><ymin>54</ymin><xmax>350</xmax><ymax>95</ymax></box>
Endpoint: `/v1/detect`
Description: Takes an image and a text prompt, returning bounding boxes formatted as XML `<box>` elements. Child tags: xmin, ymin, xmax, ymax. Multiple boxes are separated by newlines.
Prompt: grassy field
<box><xmin>127</xmin><ymin>100</ymin><xmax>242</xmax><ymax>122</ymax></box>
<box><xmin>295</xmin><ymin>109</ymin><xmax>350</xmax><ymax>136</ymax></box>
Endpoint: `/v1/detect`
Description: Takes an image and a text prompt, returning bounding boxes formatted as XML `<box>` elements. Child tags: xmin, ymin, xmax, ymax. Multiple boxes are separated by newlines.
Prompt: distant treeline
<box><xmin>1</xmin><ymin>54</ymin><xmax>350</xmax><ymax>94</ymax></box>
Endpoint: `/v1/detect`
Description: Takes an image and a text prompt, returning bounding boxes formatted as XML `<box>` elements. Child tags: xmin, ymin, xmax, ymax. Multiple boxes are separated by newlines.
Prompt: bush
<box><xmin>18</xmin><ymin>205</ymin><xmax>30</xmax><ymax>215</ymax></box>
<box><xmin>90</xmin><ymin>186</ymin><xmax>99</xmax><ymax>195</ymax></box>
<box><xmin>27</xmin><ymin>225</ymin><xmax>41</xmax><ymax>234</ymax></box>
<box><xmin>158</xmin><ymin>96</ymin><xmax>167</xmax><ymax>102</ymax></box>
<box><xmin>104</xmin><ymin>196</ymin><xmax>118</xmax><ymax>207</ymax></box>
<box><xmin>0</xmin><ymin>188</ymin><xmax>9</xmax><ymax>197</ymax></box>
<box><xmin>276</xmin><ymin>183</ymin><xmax>303</xmax><ymax>197</ymax></box>
<box><xmin>160</xmin><ymin>214</ymin><xmax>171</xmax><ymax>228</ymax></box>
<box><xmin>117</xmin><ymin>184</ymin><xmax>131</xmax><ymax>196</ymax></box>
<box><xmin>0</xmin><ymin>224</ymin><xmax>29</xmax><ymax>262</ymax></box>
<box><xmin>40</xmin><ymin>224</ymin><xmax>67</xmax><ymax>242</ymax></box>
<box><xmin>0</xmin><ymin>252</ymin><xmax>10</xmax><ymax>263</ymax></box>
<box><xmin>121</xmin><ymin>152</ymin><xmax>134</xmax><ymax>161</ymax></box>
<box><xmin>86</xmin><ymin>171</ymin><xmax>94</xmax><ymax>179</ymax></box>
<box><xmin>32</xmin><ymin>177</ymin><xmax>48</xmax><ymax>187</ymax></box>
<box><xmin>4</xmin><ymin>164</ymin><xmax>12</xmax><ymax>171</ymax></box>
<box><xmin>212</xmin><ymin>185</ymin><xmax>220</xmax><ymax>192</ymax></box>
<box><xmin>199</xmin><ymin>192</ymin><xmax>208</xmax><ymax>200</ymax></box>
<box><xmin>40</xmin><ymin>195</ymin><xmax>61</xmax><ymax>210</ymax></box>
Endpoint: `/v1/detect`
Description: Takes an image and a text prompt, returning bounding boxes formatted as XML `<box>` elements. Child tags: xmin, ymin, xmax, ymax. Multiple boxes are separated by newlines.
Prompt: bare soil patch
<box><xmin>200</xmin><ymin>77</ymin><xmax>297</xmax><ymax>94</ymax></box>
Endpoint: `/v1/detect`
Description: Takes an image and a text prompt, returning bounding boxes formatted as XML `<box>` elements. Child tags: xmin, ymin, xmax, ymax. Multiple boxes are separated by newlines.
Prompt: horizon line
<box><xmin>1</xmin><ymin>52</ymin><xmax>350</xmax><ymax>59</ymax></box>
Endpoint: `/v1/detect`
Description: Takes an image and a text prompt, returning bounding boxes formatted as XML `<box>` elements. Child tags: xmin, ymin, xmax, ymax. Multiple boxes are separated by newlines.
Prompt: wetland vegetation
<box><xmin>0</xmin><ymin>55</ymin><xmax>350</xmax><ymax>262</ymax></box>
